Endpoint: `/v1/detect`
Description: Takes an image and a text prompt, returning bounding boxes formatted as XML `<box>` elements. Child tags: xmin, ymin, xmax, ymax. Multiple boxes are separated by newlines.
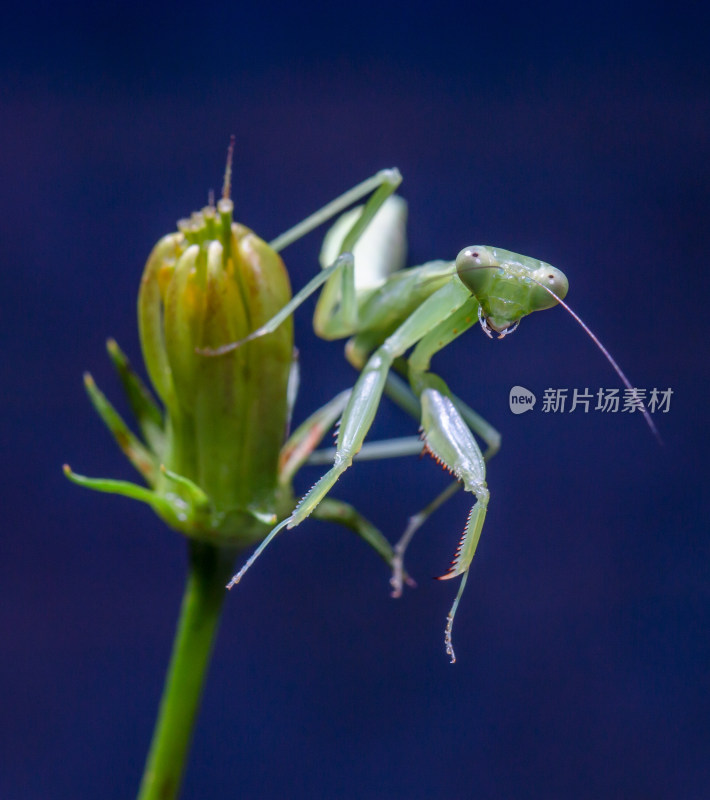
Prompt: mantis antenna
<box><xmin>460</xmin><ymin>263</ymin><xmax>663</xmax><ymax>445</ymax></box>
<box><xmin>533</xmin><ymin>280</ymin><xmax>661</xmax><ymax>444</ymax></box>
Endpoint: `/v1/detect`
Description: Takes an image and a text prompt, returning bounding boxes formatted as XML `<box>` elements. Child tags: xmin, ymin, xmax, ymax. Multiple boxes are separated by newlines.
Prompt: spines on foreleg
<box><xmin>436</xmin><ymin>501</ymin><xmax>487</xmax><ymax>580</ymax></box>
<box><xmin>417</xmin><ymin>387</ymin><xmax>490</xmax><ymax>660</ymax></box>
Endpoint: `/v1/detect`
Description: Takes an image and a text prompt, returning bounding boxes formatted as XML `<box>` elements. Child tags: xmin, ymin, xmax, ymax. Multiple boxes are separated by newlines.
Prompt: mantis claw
<box><xmin>389</xmin><ymin>512</ymin><xmax>424</xmax><ymax>598</ymax></box>
<box><xmin>389</xmin><ymin>560</ymin><xmax>417</xmax><ymax>599</ymax></box>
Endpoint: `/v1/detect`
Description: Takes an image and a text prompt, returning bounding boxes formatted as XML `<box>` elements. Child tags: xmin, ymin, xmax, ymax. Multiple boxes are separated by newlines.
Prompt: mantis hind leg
<box><xmin>389</xmin><ymin>480</ymin><xmax>461</xmax><ymax>598</ymax></box>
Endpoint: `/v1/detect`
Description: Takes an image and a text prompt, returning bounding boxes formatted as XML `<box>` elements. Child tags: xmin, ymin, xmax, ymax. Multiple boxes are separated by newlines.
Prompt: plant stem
<box><xmin>137</xmin><ymin>541</ymin><xmax>237</xmax><ymax>800</ymax></box>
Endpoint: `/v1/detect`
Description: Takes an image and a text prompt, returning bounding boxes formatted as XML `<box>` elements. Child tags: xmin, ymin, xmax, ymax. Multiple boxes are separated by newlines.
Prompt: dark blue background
<box><xmin>2</xmin><ymin>1</ymin><xmax>708</xmax><ymax>797</ymax></box>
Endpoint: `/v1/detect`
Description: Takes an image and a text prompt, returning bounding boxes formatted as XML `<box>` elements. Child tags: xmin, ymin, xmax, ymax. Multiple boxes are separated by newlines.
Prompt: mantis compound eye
<box><xmin>528</xmin><ymin>265</ymin><xmax>569</xmax><ymax>311</ymax></box>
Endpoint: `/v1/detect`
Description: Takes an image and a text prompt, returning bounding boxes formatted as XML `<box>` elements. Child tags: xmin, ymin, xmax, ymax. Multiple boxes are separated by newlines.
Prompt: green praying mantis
<box><xmin>202</xmin><ymin>167</ymin><xmax>658</xmax><ymax>662</ymax></box>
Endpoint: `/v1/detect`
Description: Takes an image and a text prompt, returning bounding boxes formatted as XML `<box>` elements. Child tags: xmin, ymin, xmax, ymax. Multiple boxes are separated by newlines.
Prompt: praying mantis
<box><xmin>203</xmin><ymin>167</ymin><xmax>656</xmax><ymax>662</ymax></box>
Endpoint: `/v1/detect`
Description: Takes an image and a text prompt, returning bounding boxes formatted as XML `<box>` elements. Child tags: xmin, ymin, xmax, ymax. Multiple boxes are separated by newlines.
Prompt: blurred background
<box><xmin>2</xmin><ymin>1</ymin><xmax>708</xmax><ymax>797</ymax></box>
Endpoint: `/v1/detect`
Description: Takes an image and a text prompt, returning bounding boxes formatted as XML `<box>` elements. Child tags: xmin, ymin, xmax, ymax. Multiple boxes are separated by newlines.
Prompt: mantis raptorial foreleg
<box><xmin>397</xmin><ymin>296</ymin><xmax>493</xmax><ymax>662</ymax></box>
<box><xmin>417</xmin><ymin>388</ymin><xmax>488</xmax><ymax>662</ymax></box>
<box><xmin>383</xmin><ymin>371</ymin><xmax>501</xmax><ymax>600</ymax></box>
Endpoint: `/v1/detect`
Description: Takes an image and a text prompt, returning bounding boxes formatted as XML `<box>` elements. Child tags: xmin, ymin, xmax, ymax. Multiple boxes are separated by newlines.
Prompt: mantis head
<box><xmin>455</xmin><ymin>246</ymin><xmax>569</xmax><ymax>337</ymax></box>
<box><xmin>456</xmin><ymin>245</ymin><xmax>660</xmax><ymax>442</ymax></box>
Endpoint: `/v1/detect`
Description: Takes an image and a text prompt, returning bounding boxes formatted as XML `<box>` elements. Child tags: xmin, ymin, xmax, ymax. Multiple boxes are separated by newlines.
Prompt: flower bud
<box><xmin>67</xmin><ymin>193</ymin><xmax>295</xmax><ymax>547</ymax></box>
<box><xmin>138</xmin><ymin>198</ymin><xmax>294</xmax><ymax>542</ymax></box>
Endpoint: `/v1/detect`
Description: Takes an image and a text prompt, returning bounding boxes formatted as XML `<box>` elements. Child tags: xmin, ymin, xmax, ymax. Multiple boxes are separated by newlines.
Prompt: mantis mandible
<box><xmin>202</xmin><ymin>168</ymin><xmax>657</xmax><ymax>661</ymax></box>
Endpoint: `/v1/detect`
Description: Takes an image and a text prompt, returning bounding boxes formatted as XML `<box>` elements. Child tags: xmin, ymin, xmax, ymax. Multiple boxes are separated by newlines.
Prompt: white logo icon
<box><xmin>509</xmin><ymin>385</ymin><xmax>536</xmax><ymax>414</ymax></box>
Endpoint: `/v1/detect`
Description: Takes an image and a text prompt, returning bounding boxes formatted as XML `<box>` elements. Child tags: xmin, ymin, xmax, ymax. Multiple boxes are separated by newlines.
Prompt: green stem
<box><xmin>137</xmin><ymin>541</ymin><xmax>237</xmax><ymax>800</ymax></box>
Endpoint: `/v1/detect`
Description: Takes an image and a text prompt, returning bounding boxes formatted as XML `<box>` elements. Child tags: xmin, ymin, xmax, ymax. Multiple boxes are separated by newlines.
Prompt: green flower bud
<box><xmin>66</xmin><ymin>191</ymin><xmax>295</xmax><ymax>547</ymax></box>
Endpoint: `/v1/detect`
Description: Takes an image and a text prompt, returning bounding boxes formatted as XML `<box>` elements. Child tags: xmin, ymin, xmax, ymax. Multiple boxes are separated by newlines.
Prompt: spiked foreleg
<box><xmin>418</xmin><ymin>388</ymin><xmax>488</xmax><ymax>578</ymax></box>
<box><xmin>418</xmin><ymin>387</ymin><xmax>489</xmax><ymax>662</ymax></box>
<box><xmin>386</xmin><ymin>297</ymin><xmax>496</xmax><ymax>606</ymax></box>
